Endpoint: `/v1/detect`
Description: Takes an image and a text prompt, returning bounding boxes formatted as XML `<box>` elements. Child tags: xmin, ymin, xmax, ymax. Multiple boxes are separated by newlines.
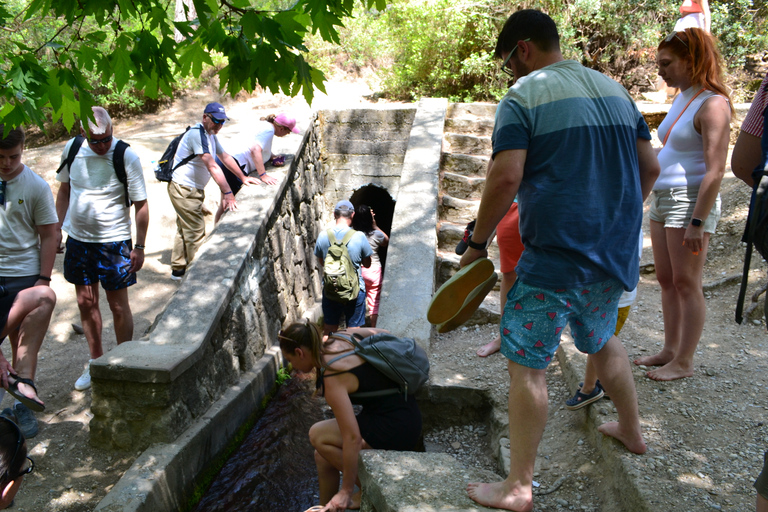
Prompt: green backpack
<box><xmin>323</xmin><ymin>229</ymin><xmax>361</xmax><ymax>303</ymax></box>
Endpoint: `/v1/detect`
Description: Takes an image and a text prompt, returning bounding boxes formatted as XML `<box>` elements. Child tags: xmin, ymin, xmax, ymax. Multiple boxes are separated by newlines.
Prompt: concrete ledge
<box><xmin>359</xmin><ymin>451</ymin><xmax>500</xmax><ymax>512</ymax></box>
<box><xmin>378</xmin><ymin>98</ymin><xmax>448</xmax><ymax>350</ymax></box>
<box><xmin>89</xmin><ymin>121</ymin><xmax>326</xmax><ymax>450</ymax></box>
<box><xmin>95</xmin><ymin>347</ymin><xmax>281</xmax><ymax>512</ymax></box>
<box><xmin>556</xmin><ymin>338</ymin><xmax>651</xmax><ymax>512</ymax></box>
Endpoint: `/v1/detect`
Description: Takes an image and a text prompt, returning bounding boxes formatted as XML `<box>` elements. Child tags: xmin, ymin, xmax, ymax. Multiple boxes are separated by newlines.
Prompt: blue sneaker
<box><xmin>565</xmin><ymin>383</ymin><xmax>604</xmax><ymax>411</ymax></box>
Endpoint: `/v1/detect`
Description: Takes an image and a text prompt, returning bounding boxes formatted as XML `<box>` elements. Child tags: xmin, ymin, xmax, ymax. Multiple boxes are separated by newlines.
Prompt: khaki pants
<box><xmin>168</xmin><ymin>181</ymin><xmax>205</xmax><ymax>271</ymax></box>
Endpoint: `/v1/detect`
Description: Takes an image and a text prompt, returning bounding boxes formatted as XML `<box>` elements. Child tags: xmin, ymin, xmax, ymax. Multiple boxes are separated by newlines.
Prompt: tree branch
<box><xmin>33</xmin><ymin>22</ymin><xmax>72</xmax><ymax>54</ymax></box>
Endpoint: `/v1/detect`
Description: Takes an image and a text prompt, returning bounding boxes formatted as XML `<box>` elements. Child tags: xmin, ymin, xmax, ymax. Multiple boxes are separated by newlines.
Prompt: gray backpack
<box><xmin>323</xmin><ymin>332</ymin><xmax>430</xmax><ymax>400</ymax></box>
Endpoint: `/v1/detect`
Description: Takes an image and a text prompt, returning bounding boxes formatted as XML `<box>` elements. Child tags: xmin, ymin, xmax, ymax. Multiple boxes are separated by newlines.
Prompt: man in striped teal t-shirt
<box><xmin>460</xmin><ymin>9</ymin><xmax>660</xmax><ymax>512</ymax></box>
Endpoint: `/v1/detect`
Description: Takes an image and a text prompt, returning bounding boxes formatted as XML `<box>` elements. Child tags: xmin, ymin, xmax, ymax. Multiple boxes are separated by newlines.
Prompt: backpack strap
<box><xmin>113</xmin><ymin>140</ymin><xmax>131</xmax><ymax>208</ymax></box>
<box><xmin>340</xmin><ymin>229</ymin><xmax>356</xmax><ymax>245</ymax></box>
<box><xmin>55</xmin><ymin>135</ymin><xmax>86</xmax><ymax>175</ymax></box>
<box><xmin>166</xmin><ymin>126</ymin><xmax>203</xmax><ymax>174</ymax></box>
<box><xmin>320</xmin><ymin>332</ymin><xmax>360</xmax><ymax>380</ymax></box>
<box><xmin>736</xmin><ymin>240</ymin><xmax>753</xmax><ymax>324</ymax></box>
<box><xmin>327</xmin><ymin>228</ymin><xmax>338</xmax><ymax>245</ymax></box>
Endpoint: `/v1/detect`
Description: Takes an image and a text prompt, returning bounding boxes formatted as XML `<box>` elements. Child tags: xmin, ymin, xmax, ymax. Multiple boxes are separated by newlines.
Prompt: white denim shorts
<box><xmin>649</xmin><ymin>186</ymin><xmax>720</xmax><ymax>234</ymax></box>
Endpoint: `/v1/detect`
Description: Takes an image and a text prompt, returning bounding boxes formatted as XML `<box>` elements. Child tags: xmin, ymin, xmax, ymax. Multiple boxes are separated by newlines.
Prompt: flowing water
<box><xmin>192</xmin><ymin>374</ymin><xmax>324</xmax><ymax>512</ymax></box>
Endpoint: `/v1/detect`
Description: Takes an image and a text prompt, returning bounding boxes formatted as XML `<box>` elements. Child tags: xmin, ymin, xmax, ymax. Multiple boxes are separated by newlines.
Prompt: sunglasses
<box><xmin>0</xmin><ymin>417</ymin><xmax>34</xmax><ymax>482</ymax></box>
<box><xmin>664</xmin><ymin>31</ymin><xmax>689</xmax><ymax>48</ymax></box>
<box><xmin>0</xmin><ymin>181</ymin><xmax>5</xmax><ymax>207</ymax></box>
<box><xmin>501</xmin><ymin>38</ymin><xmax>532</xmax><ymax>79</ymax></box>
<box><xmin>88</xmin><ymin>135</ymin><xmax>113</xmax><ymax>146</ymax></box>
<box><xmin>206</xmin><ymin>115</ymin><xmax>226</xmax><ymax>125</ymax></box>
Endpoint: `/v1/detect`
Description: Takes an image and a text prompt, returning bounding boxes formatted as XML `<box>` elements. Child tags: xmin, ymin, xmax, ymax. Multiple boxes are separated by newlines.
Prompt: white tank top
<box><xmin>654</xmin><ymin>86</ymin><xmax>725</xmax><ymax>190</ymax></box>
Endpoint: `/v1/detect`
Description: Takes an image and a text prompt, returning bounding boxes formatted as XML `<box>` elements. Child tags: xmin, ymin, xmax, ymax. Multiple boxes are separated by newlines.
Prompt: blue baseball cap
<box><xmin>204</xmin><ymin>102</ymin><xmax>229</xmax><ymax>121</ymax></box>
<box><xmin>334</xmin><ymin>200</ymin><xmax>354</xmax><ymax>213</ymax></box>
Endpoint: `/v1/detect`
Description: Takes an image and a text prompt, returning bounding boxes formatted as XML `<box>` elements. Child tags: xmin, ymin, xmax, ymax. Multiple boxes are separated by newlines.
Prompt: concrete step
<box><xmin>444</xmin><ymin>116</ymin><xmax>494</xmax><ymax>137</ymax></box>
<box><xmin>440</xmin><ymin>152</ymin><xmax>489</xmax><ymax>177</ymax></box>
<box><xmin>359</xmin><ymin>451</ymin><xmax>500</xmax><ymax>512</ymax></box>
<box><xmin>444</xmin><ymin>133</ymin><xmax>492</xmax><ymax>156</ymax></box>
<box><xmin>441</xmin><ymin>171</ymin><xmax>485</xmax><ymax>200</ymax></box>
<box><xmin>447</xmin><ymin>102</ymin><xmax>498</xmax><ymax>118</ymax></box>
<box><xmin>437</xmin><ymin>221</ymin><xmax>466</xmax><ymax>252</ymax></box>
<box><xmin>439</xmin><ymin>194</ymin><xmax>479</xmax><ymax>223</ymax></box>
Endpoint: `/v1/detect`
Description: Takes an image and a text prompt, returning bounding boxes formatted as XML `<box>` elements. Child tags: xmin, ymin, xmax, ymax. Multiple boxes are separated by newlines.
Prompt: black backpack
<box><xmin>736</xmin><ymin>102</ymin><xmax>768</xmax><ymax>324</ymax></box>
<box><xmin>56</xmin><ymin>135</ymin><xmax>131</xmax><ymax>207</ymax></box>
<box><xmin>154</xmin><ymin>125</ymin><xmax>204</xmax><ymax>182</ymax></box>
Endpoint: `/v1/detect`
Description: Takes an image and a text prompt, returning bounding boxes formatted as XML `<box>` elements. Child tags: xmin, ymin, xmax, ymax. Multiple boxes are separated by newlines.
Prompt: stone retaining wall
<box><xmin>319</xmin><ymin>107</ymin><xmax>416</xmax><ymax>211</ymax></box>
<box><xmin>89</xmin><ymin>117</ymin><xmax>326</xmax><ymax>451</ymax></box>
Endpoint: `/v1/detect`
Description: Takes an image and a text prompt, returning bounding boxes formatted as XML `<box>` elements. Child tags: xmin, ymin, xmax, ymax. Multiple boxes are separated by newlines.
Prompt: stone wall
<box><xmin>89</xmin><ymin>117</ymin><xmax>326</xmax><ymax>451</ymax></box>
<box><xmin>319</xmin><ymin>107</ymin><xmax>416</xmax><ymax>212</ymax></box>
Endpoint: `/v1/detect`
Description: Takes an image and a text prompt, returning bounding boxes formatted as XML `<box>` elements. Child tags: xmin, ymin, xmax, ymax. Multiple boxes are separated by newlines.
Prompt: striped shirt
<box><xmin>741</xmin><ymin>73</ymin><xmax>768</xmax><ymax>137</ymax></box>
<box><xmin>492</xmin><ymin>60</ymin><xmax>651</xmax><ymax>291</ymax></box>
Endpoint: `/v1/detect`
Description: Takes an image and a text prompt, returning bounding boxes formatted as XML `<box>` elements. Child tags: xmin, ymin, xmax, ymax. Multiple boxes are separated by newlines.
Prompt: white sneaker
<box><xmin>75</xmin><ymin>359</ymin><xmax>94</xmax><ymax>391</ymax></box>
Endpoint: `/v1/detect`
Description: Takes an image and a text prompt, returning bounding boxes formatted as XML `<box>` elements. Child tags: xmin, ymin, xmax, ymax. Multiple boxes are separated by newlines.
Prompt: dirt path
<box><xmin>11</xmin><ymin>80</ymin><xmax>388</xmax><ymax>512</ymax></box>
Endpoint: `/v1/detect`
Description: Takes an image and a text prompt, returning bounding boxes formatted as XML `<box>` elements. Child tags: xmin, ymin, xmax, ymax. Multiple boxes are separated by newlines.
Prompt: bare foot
<box><xmin>646</xmin><ymin>360</ymin><xmax>694</xmax><ymax>381</ymax></box>
<box><xmin>16</xmin><ymin>382</ymin><xmax>43</xmax><ymax>406</ymax></box>
<box><xmin>477</xmin><ymin>337</ymin><xmax>501</xmax><ymax>358</ymax></box>
<box><xmin>466</xmin><ymin>481</ymin><xmax>533</xmax><ymax>512</ymax></box>
<box><xmin>597</xmin><ymin>421</ymin><xmax>647</xmax><ymax>454</ymax></box>
<box><xmin>633</xmin><ymin>351</ymin><xmax>673</xmax><ymax>367</ymax></box>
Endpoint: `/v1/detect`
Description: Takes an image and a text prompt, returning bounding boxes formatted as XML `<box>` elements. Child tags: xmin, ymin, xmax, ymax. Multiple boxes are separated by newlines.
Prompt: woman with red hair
<box><xmin>634</xmin><ymin>28</ymin><xmax>731</xmax><ymax>381</ymax></box>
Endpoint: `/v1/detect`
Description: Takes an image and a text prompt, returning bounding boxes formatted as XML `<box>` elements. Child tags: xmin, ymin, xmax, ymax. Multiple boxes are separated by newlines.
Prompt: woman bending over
<box><xmin>279</xmin><ymin>321</ymin><xmax>422</xmax><ymax>512</ymax></box>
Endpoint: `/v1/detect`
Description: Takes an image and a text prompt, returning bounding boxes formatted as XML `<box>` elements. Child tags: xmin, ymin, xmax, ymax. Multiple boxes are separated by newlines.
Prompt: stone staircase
<box><xmin>436</xmin><ymin>102</ymin><xmax>501</xmax><ymax>327</ymax></box>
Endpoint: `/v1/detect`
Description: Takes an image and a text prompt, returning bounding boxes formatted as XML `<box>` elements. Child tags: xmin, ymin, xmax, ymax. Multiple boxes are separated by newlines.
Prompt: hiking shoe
<box><xmin>13</xmin><ymin>403</ymin><xmax>38</xmax><ymax>439</ymax></box>
<box><xmin>455</xmin><ymin>220</ymin><xmax>476</xmax><ymax>255</ymax></box>
<box><xmin>75</xmin><ymin>359</ymin><xmax>94</xmax><ymax>391</ymax></box>
<box><xmin>170</xmin><ymin>269</ymin><xmax>186</xmax><ymax>281</ymax></box>
<box><xmin>565</xmin><ymin>383</ymin><xmax>604</xmax><ymax>410</ymax></box>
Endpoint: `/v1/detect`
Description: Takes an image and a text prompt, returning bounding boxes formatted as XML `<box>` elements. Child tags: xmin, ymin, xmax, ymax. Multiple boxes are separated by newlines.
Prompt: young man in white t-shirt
<box><xmin>167</xmin><ymin>102</ymin><xmax>260</xmax><ymax>279</ymax></box>
<box><xmin>55</xmin><ymin>107</ymin><xmax>149</xmax><ymax>392</ymax></box>
<box><xmin>0</xmin><ymin>124</ymin><xmax>58</xmax><ymax>437</ymax></box>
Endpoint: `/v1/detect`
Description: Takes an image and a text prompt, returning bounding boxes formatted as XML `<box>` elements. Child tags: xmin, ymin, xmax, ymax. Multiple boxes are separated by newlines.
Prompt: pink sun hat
<box><xmin>274</xmin><ymin>113</ymin><xmax>301</xmax><ymax>133</ymax></box>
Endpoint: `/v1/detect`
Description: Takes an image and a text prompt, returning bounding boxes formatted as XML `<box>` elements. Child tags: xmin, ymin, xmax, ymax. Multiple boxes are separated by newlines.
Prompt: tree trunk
<box><xmin>174</xmin><ymin>0</ymin><xmax>197</xmax><ymax>43</ymax></box>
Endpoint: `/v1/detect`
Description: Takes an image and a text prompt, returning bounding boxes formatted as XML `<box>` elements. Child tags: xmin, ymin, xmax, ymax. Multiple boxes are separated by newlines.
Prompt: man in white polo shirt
<box><xmin>168</xmin><ymin>102</ymin><xmax>259</xmax><ymax>280</ymax></box>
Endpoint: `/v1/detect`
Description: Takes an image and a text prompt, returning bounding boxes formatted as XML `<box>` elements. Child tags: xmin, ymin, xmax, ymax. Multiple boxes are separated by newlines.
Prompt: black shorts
<box><xmin>356</xmin><ymin>396</ymin><xmax>422</xmax><ymax>451</ymax></box>
<box><xmin>216</xmin><ymin>156</ymin><xmax>246</xmax><ymax>196</ymax></box>
<box><xmin>0</xmin><ymin>275</ymin><xmax>39</xmax><ymax>341</ymax></box>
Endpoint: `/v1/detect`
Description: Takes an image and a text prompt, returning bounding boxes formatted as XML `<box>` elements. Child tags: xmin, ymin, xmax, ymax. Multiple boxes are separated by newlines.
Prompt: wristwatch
<box><xmin>467</xmin><ymin>238</ymin><xmax>487</xmax><ymax>250</ymax></box>
<box><xmin>691</xmin><ymin>218</ymin><xmax>703</xmax><ymax>227</ymax></box>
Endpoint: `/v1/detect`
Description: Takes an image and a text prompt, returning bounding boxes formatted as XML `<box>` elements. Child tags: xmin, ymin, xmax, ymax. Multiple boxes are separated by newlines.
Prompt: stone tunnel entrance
<box><xmin>349</xmin><ymin>184</ymin><xmax>395</xmax><ymax>267</ymax></box>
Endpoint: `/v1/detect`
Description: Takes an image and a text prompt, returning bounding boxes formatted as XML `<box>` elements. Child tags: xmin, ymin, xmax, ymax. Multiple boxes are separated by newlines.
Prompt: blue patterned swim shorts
<box><xmin>64</xmin><ymin>237</ymin><xmax>136</xmax><ymax>291</ymax></box>
<box><xmin>500</xmin><ymin>278</ymin><xmax>624</xmax><ymax>369</ymax></box>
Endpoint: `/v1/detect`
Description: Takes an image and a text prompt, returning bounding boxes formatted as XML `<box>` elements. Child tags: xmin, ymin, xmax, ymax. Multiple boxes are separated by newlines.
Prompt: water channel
<box><xmin>191</xmin><ymin>374</ymin><xmax>324</xmax><ymax>511</ymax></box>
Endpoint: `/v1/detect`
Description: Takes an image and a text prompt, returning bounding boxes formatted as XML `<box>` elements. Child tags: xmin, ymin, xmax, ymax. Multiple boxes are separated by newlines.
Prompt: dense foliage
<box><xmin>0</xmin><ymin>0</ymin><xmax>385</xmax><ymax>132</ymax></box>
<box><xmin>307</xmin><ymin>0</ymin><xmax>768</xmax><ymax>102</ymax></box>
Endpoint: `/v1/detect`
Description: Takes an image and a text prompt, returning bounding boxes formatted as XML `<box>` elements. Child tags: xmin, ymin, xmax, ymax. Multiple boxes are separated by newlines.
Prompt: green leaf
<box><xmin>22</xmin><ymin>0</ymin><xmax>50</xmax><ymax>21</ymax></box>
<box><xmin>177</xmin><ymin>42</ymin><xmax>213</xmax><ymax>78</ymax></box>
<box><xmin>110</xmin><ymin>47</ymin><xmax>135</xmax><ymax>91</ymax></box>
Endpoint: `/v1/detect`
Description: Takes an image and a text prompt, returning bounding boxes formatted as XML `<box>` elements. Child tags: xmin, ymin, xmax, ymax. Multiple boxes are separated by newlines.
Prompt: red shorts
<box><xmin>497</xmin><ymin>203</ymin><xmax>524</xmax><ymax>274</ymax></box>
